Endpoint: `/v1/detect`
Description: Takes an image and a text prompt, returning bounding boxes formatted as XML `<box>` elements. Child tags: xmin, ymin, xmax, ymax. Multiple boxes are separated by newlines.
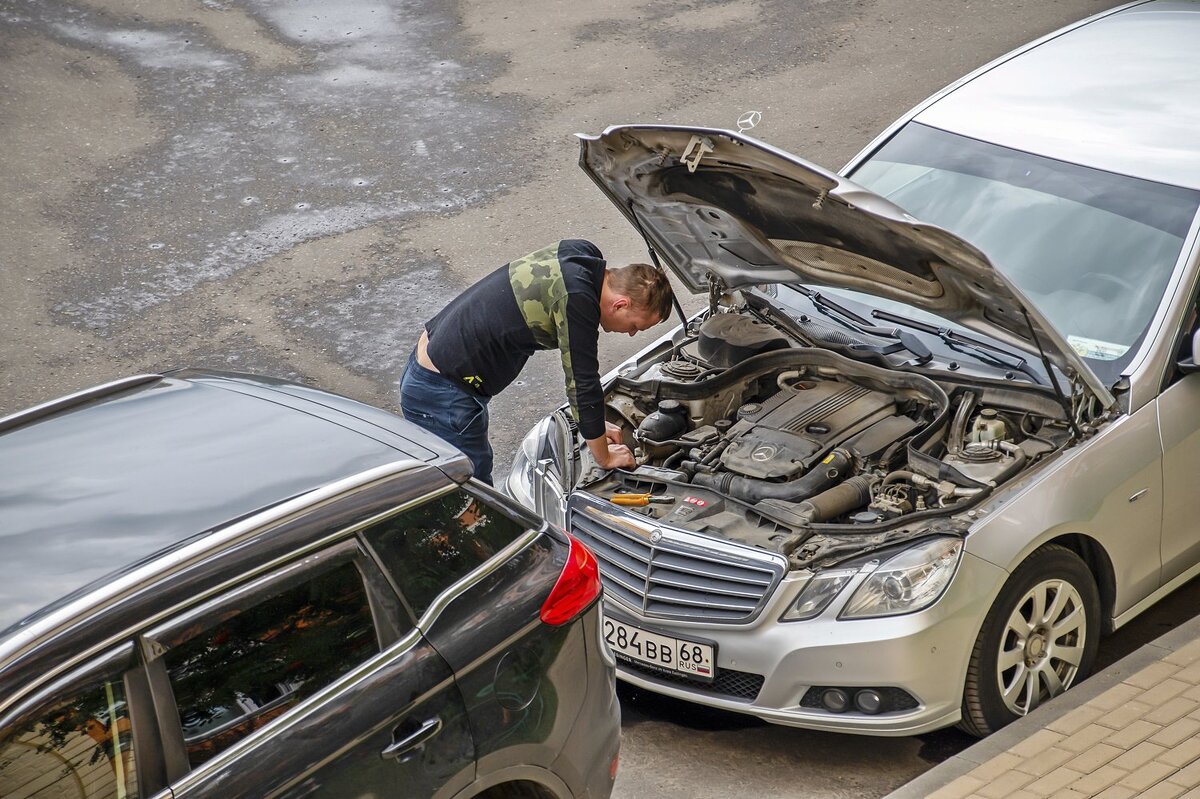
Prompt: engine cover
<box><xmin>721</xmin><ymin>381</ymin><xmax>896</xmax><ymax>479</ymax></box>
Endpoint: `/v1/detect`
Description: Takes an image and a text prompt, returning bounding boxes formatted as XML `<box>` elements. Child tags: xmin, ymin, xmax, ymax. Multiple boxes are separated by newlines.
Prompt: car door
<box><xmin>146</xmin><ymin>538</ymin><xmax>475</xmax><ymax>799</ymax></box>
<box><xmin>1157</xmin><ymin>303</ymin><xmax>1200</xmax><ymax>586</ymax></box>
<box><xmin>360</xmin><ymin>482</ymin><xmax>589</xmax><ymax>779</ymax></box>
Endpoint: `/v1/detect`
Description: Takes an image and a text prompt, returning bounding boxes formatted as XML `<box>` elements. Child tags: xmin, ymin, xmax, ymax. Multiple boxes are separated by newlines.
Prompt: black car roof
<box><xmin>0</xmin><ymin>371</ymin><xmax>466</xmax><ymax>634</ymax></box>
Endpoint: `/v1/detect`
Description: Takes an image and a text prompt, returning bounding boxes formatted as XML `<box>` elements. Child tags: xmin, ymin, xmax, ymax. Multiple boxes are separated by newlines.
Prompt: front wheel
<box><xmin>959</xmin><ymin>544</ymin><xmax>1101</xmax><ymax>737</ymax></box>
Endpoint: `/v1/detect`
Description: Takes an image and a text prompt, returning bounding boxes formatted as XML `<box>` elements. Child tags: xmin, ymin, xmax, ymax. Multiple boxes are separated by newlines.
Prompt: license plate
<box><xmin>602</xmin><ymin>616</ymin><xmax>716</xmax><ymax>682</ymax></box>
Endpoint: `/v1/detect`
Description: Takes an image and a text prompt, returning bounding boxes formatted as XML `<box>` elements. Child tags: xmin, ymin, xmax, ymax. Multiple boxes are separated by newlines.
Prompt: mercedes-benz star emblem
<box><xmin>650</xmin><ymin>528</ymin><xmax>663</xmax><ymax>544</ymax></box>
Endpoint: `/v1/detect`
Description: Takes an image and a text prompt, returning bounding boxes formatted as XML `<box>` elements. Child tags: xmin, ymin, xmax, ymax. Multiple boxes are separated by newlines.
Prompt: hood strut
<box><xmin>627</xmin><ymin>200</ymin><xmax>689</xmax><ymax>327</ymax></box>
<box><xmin>1021</xmin><ymin>307</ymin><xmax>1083</xmax><ymax>440</ymax></box>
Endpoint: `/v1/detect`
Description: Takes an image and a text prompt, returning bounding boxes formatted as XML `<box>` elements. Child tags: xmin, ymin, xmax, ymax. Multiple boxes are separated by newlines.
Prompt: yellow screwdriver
<box><xmin>611</xmin><ymin>492</ymin><xmax>674</xmax><ymax>507</ymax></box>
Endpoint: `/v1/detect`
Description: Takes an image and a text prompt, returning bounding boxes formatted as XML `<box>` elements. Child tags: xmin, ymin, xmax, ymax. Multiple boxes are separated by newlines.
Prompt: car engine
<box><xmin>580</xmin><ymin>312</ymin><xmax>1071</xmax><ymax>567</ymax></box>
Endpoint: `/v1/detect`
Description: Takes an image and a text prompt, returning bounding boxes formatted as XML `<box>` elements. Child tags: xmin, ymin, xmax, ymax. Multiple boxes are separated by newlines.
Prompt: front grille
<box><xmin>571</xmin><ymin>508</ymin><xmax>783</xmax><ymax>623</ymax></box>
<box><xmin>620</xmin><ymin>657</ymin><xmax>765</xmax><ymax>701</ymax></box>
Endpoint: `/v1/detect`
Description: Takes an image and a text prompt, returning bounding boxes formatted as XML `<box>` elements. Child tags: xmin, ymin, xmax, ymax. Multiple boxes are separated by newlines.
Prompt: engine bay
<box><xmin>580</xmin><ymin>311</ymin><xmax>1074</xmax><ymax>567</ymax></box>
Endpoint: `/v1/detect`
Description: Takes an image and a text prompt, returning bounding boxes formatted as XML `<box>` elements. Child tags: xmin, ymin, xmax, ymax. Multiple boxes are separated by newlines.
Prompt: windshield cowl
<box><xmin>754</xmin><ymin>285</ymin><xmax>1063</xmax><ymax>390</ymax></box>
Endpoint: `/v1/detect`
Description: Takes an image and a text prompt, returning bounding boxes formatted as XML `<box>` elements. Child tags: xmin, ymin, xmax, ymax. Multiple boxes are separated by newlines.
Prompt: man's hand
<box><xmin>587</xmin><ymin>434</ymin><xmax>635</xmax><ymax>470</ymax></box>
<box><xmin>605</xmin><ymin>421</ymin><xmax>625</xmax><ymax>445</ymax></box>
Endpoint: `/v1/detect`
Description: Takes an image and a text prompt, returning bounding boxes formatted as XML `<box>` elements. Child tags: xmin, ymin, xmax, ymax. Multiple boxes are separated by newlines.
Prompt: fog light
<box><xmin>821</xmin><ymin>688</ymin><xmax>850</xmax><ymax>713</ymax></box>
<box><xmin>854</xmin><ymin>689</ymin><xmax>883</xmax><ymax>715</ymax></box>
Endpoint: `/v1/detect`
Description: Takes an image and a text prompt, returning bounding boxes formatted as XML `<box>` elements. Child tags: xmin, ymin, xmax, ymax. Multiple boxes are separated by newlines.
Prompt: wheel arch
<box><xmin>958</xmin><ymin>538</ymin><xmax>1105</xmax><ymax>736</ymax></box>
<box><xmin>1044</xmin><ymin>532</ymin><xmax>1117</xmax><ymax>634</ymax></box>
<box><xmin>474</xmin><ymin>779</ymin><xmax>562</xmax><ymax>799</ymax></box>
<box><xmin>451</xmin><ymin>766</ymin><xmax>573</xmax><ymax>799</ymax></box>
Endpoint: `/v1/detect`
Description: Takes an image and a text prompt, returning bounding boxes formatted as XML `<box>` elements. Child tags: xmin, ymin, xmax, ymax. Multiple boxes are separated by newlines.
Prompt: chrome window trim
<box><xmin>352</xmin><ymin>483</ymin><xmax>544</xmax><ymax>635</ymax></box>
<box><xmin>0</xmin><ymin>459</ymin><xmax>433</xmax><ymax>718</ymax></box>
<box><xmin>163</xmin><ymin>491</ymin><xmax>545</xmax><ymax>792</ymax></box>
<box><xmin>141</xmin><ymin>539</ymin><xmax>363</xmax><ymax>651</ymax></box>
<box><xmin>413</xmin><ymin>529</ymin><xmax>542</xmax><ymax>636</ymax></box>
<box><xmin>163</xmin><ymin>625</ymin><xmax>435</xmax><ymax>795</ymax></box>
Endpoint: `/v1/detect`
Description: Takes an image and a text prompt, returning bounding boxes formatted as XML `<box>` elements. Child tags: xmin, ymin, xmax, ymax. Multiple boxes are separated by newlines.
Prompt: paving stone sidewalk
<box><xmin>888</xmin><ymin>612</ymin><xmax>1200</xmax><ymax>799</ymax></box>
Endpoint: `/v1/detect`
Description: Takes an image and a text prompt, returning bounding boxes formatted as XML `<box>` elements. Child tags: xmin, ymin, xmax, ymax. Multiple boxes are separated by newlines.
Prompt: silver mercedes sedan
<box><xmin>507</xmin><ymin>0</ymin><xmax>1200</xmax><ymax>736</ymax></box>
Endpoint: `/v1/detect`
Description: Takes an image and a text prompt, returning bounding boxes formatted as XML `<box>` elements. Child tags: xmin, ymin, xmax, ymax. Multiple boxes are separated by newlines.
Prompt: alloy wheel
<box><xmin>995</xmin><ymin>577</ymin><xmax>1087</xmax><ymax>715</ymax></box>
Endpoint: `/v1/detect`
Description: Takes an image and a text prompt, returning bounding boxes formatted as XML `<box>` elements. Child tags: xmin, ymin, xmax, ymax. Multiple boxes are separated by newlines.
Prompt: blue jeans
<box><xmin>400</xmin><ymin>350</ymin><xmax>493</xmax><ymax>484</ymax></box>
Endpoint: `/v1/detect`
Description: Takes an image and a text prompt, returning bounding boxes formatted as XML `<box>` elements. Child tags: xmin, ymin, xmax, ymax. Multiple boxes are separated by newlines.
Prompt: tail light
<box><xmin>540</xmin><ymin>534</ymin><xmax>602</xmax><ymax>625</ymax></box>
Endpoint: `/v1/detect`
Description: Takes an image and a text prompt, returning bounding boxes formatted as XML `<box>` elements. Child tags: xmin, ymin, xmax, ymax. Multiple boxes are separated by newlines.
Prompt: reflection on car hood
<box><xmin>578</xmin><ymin>124</ymin><xmax>1114</xmax><ymax>408</ymax></box>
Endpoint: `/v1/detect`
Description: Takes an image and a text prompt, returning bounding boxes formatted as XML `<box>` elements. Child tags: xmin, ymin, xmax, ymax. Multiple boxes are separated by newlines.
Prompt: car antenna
<box><xmin>1020</xmin><ymin>306</ymin><xmax>1084</xmax><ymax>440</ymax></box>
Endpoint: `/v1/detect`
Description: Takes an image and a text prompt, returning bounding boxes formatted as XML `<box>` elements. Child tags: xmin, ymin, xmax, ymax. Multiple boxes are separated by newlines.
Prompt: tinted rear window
<box><xmin>363</xmin><ymin>489</ymin><xmax>528</xmax><ymax>617</ymax></box>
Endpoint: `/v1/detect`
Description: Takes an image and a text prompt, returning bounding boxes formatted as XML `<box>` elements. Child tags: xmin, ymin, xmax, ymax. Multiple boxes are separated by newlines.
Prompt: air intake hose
<box><xmin>690</xmin><ymin>448</ymin><xmax>853</xmax><ymax>504</ymax></box>
<box><xmin>757</xmin><ymin>475</ymin><xmax>876</xmax><ymax>527</ymax></box>
<box><xmin>796</xmin><ymin>475</ymin><xmax>875</xmax><ymax>523</ymax></box>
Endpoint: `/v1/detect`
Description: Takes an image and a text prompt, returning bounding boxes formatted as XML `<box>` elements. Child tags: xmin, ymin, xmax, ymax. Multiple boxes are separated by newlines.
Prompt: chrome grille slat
<box><xmin>644</xmin><ymin>602</ymin><xmax>749</xmax><ymax>621</ymax></box>
<box><xmin>652</xmin><ymin>552</ymin><xmax>774</xmax><ymax>586</ymax></box>
<box><xmin>649</xmin><ymin>569</ymin><xmax>766</xmax><ymax>599</ymax></box>
<box><xmin>594</xmin><ymin>560</ymin><xmax>648</xmax><ymax>593</ymax></box>
<box><xmin>593</xmin><ymin>533</ymin><xmax>651</xmax><ymax>565</ymax></box>
<box><xmin>584</xmin><ymin>536</ymin><xmax>651</xmax><ymax>580</ymax></box>
<box><xmin>646</xmin><ymin>586</ymin><xmax>759</xmax><ymax>612</ymax></box>
<box><xmin>571</xmin><ymin>505</ymin><xmax>785</xmax><ymax>623</ymax></box>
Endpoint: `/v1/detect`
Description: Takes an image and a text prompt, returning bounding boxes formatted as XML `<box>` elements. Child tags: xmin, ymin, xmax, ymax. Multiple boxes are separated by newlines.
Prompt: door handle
<box><xmin>380</xmin><ymin>717</ymin><xmax>443</xmax><ymax>761</ymax></box>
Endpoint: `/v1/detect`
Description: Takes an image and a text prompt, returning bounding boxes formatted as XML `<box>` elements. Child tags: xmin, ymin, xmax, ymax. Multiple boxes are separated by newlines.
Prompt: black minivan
<box><xmin>0</xmin><ymin>371</ymin><xmax>619</xmax><ymax>799</ymax></box>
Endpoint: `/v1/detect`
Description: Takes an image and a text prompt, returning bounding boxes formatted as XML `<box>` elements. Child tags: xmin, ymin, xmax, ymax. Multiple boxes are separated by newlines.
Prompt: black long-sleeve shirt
<box><xmin>424</xmin><ymin>240</ymin><xmax>608</xmax><ymax>440</ymax></box>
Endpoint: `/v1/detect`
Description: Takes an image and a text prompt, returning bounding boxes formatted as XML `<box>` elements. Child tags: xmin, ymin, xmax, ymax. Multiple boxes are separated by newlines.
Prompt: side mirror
<box><xmin>1179</xmin><ymin>329</ymin><xmax>1200</xmax><ymax>375</ymax></box>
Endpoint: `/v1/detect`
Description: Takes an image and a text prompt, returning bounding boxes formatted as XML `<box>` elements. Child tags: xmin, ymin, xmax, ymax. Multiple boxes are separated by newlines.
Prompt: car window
<box><xmin>0</xmin><ymin>668</ymin><xmax>138</xmax><ymax>799</ymax></box>
<box><xmin>362</xmin><ymin>488</ymin><xmax>529</xmax><ymax>617</ymax></box>
<box><xmin>161</xmin><ymin>560</ymin><xmax>379</xmax><ymax>769</ymax></box>
<box><xmin>851</xmin><ymin>122</ymin><xmax>1200</xmax><ymax>384</ymax></box>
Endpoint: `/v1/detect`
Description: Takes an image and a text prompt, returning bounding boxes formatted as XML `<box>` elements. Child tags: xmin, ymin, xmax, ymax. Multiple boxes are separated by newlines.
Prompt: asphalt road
<box><xmin>1</xmin><ymin>0</ymin><xmax>1141</xmax><ymax>797</ymax></box>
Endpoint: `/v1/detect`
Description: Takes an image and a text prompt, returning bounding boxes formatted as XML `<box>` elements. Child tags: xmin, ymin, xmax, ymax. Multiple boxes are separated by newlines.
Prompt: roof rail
<box><xmin>0</xmin><ymin>374</ymin><xmax>163</xmax><ymax>435</ymax></box>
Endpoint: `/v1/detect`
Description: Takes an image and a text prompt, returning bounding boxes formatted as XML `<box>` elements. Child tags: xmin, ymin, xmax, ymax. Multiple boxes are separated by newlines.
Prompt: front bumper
<box><xmin>605</xmin><ymin>550</ymin><xmax>1007</xmax><ymax>736</ymax></box>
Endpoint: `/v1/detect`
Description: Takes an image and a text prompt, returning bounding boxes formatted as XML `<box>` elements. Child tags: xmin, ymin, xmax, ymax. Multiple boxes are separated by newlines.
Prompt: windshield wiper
<box><xmin>791</xmin><ymin>288</ymin><xmax>933</xmax><ymax>365</ymax></box>
<box><xmin>870</xmin><ymin>308</ymin><xmax>1046</xmax><ymax>386</ymax></box>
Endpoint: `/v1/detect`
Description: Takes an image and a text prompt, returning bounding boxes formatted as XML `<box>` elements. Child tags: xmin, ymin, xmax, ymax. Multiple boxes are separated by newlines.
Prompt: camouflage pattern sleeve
<box><xmin>509</xmin><ymin>240</ymin><xmax>605</xmax><ymax>439</ymax></box>
<box><xmin>509</xmin><ymin>244</ymin><xmax>563</xmax><ymax>349</ymax></box>
<box><xmin>555</xmin><ymin>291</ymin><xmax>604</xmax><ymax>440</ymax></box>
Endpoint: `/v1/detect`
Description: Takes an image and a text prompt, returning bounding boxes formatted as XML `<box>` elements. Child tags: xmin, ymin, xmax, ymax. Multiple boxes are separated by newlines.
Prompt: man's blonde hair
<box><xmin>607</xmin><ymin>263</ymin><xmax>674</xmax><ymax>322</ymax></box>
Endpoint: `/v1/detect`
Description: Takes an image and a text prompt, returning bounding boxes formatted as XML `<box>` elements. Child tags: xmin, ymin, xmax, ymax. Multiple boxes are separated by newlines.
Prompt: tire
<box><xmin>959</xmin><ymin>544</ymin><xmax>1101</xmax><ymax>737</ymax></box>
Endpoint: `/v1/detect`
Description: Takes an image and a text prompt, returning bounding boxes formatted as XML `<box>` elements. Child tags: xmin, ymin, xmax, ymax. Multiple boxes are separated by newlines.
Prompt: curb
<box><xmin>886</xmin><ymin>610</ymin><xmax>1200</xmax><ymax>798</ymax></box>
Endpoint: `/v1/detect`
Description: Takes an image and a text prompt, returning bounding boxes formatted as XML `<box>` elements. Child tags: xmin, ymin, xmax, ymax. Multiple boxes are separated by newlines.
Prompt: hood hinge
<box><xmin>680</xmin><ymin>135</ymin><xmax>714</xmax><ymax>173</ymax></box>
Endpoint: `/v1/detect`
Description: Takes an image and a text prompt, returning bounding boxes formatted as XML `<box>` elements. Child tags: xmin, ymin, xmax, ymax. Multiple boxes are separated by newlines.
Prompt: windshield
<box><xmin>849</xmin><ymin>123</ymin><xmax>1200</xmax><ymax>384</ymax></box>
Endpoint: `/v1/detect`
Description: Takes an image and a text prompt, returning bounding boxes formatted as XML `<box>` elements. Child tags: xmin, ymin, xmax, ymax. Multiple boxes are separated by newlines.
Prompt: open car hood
<box><xmin>578</xmin><ymin>124</ymin><xmax>1115</xmax><ymax>409</ymax></box>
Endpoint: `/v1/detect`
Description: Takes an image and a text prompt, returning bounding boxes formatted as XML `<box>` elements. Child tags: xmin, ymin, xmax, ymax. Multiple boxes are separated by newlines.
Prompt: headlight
<box><xmin>506</xmin><ymin>418</ymin><xmax>549</xmax><ymax>509</ymax></box>
<box><xmin>781</xmin><ymin>568</ymin><xmax>856</xmax><ymax>621</ymax></box>
<box><xmin>840</xmin><ymin>537</ymin><xmax>963</xmax><ymax>619</ymax></box>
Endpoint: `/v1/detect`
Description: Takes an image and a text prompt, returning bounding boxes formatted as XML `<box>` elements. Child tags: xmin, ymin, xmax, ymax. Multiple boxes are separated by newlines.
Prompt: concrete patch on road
<box><xmin>20</xmin><ymin>0</ymin><xmax>533</xmax><ymax>339</ymax></box>
<box><xmin>274</xmin><ymin>249</ymin><xmax>463</xmax><ymax>391</ymax></box>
